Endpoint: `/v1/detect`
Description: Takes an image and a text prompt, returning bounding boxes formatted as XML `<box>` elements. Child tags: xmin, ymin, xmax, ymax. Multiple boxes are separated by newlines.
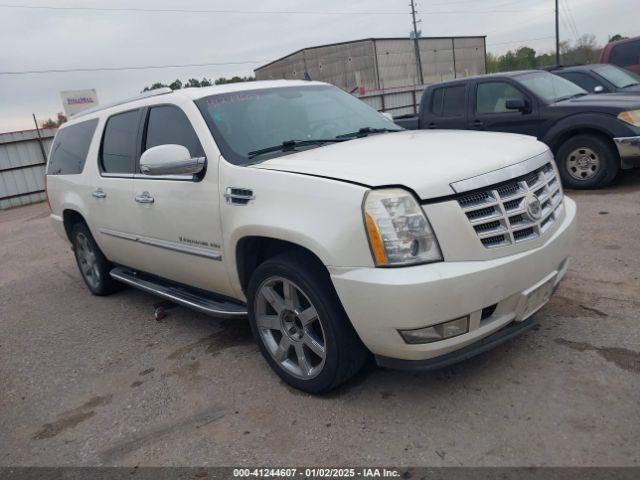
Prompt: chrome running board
<box><xmin>110</xmin><ymin>267</ymin><xmax>247</xmax><ymax>319</ymax></box>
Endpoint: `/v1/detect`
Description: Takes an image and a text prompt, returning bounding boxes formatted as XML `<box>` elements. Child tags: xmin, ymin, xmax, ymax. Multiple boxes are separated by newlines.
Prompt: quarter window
<box><xmin>101</xmin><ymin>110</ymin><xmax>140</xmax><ymax>174</ymax></box>
<box><xmin>431</xmin><ymin>85</ymin><xmax>465</xmax><ymax>117</ymax></box>
<box><xmin>144</xmin><ymin>105</ymin><xmax>204</xmax><ymax>158</ymax></box>
<box><xmin>47</xmin><ymin>118</ymin><xmax>98</xmax><ymax>175</ymax></box>
<box><xmin>476</xmin><ymin>82</ymin><xmax>526</xmax><ymax>114</ymax></box>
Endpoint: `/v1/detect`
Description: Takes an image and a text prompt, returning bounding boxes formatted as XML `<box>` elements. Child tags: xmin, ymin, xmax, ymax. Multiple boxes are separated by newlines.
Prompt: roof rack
<box><xmin>72</xmin><ymin>87</ymin><xmax>173</xmax><ymax>118</ymax></box>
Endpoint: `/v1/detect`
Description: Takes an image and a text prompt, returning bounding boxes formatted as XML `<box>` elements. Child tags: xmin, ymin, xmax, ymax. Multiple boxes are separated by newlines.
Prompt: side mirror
<box><xmin>505</xmin><ymin>98</ymin><xmax>530</xmax><ymax>113</ymax></box>
<box><xmin>381</xmin><ymin>111</ymin><xmax>394</xmax><ymax>121</ymax></box>
<box><xmin>594</xmin><ymin>85</ymin><xmax>605</xmax><ymax>93</ymax></box>
<box><xmin>140</xmin><ymin>144</ymin><xmax>205</xmax><ymax>176</ymax></box>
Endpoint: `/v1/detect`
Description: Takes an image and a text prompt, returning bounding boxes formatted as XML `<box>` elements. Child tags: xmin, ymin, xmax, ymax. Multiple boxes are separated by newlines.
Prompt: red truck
<box><xmin>601</xmin><ymin>36</ymin><xmax>640</xmax><ymax>74</ymax></box>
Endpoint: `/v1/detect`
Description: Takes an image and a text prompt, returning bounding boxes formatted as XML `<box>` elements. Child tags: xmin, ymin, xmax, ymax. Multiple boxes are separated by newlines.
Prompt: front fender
<box><xmin>541</xmin><ymin>113</ymin><xmax>631</xmax><ymax>148</ymax></box>
<box><xmin>219</xmin><ymin>162</ymin><xmax>374</xmax><ymax>296</ymax></box>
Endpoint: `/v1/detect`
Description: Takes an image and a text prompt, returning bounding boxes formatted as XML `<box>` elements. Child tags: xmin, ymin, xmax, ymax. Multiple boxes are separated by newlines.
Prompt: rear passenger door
<box><xmin>130</xmin><ymin>103</ymin><xmax>230</xmax><ymax>295</ymax></box>
<box><xmin>423</xmin><ymin>84</ymin><xmax>468</xmax><ymax>129</ymax></box>
<box><xmin>89</xmin><ymin>108</ymin><xmax>142</xmax><ymax>269</ymax></box>
<box><xmin>470</xmin><ymin>80</ymin><xmax>540</xmax><ymax>137</ymax></box>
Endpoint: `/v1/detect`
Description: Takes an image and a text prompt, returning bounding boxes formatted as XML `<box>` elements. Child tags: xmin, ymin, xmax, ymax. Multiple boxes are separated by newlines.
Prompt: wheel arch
<box><xmin>62</xmin><ymin>209</ymin><xmax>88</xmax><ymax>242</ymax></box>
<box><xmin>547</xmin><ymin>126</ymin><xmax>618</xmax><ymax>156</ymax></box>
<box><xmin>235</xmin><ymin>235</ymin><xmax>328</xmax><ymax>296</ymax></box>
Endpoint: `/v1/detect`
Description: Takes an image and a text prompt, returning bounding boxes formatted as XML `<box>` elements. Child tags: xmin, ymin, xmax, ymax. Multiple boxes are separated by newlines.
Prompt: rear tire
<box><xmin>71</xmin><ymin>222</ymin><xmax>121</xmax><ymax>296</ymax></box>
<box><xmin>556</xmin><ymin>134</ymin><xmax>619</xmax><ymax>189</ymax></box>
<box><xmin>247</xmin><ymin>252</ymin><xmax>369</xmax><ymax>394</ymax></box>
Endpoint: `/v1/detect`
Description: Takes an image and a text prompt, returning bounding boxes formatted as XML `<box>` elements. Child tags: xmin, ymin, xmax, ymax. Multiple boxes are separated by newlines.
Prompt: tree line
<box><xmin>141</xmin><ymin>75</ymin><xmax>254</xmax><ymax>92</ymax></box>
<box><xmin>486</xmin><ymin>33</ymin><xmax>628</xmax><ymax>73</ymax></box>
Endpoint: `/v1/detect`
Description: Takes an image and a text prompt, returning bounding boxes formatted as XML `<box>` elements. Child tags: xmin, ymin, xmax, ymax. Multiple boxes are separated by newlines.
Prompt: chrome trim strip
<box><xmin>100</xmin><ymin>228</ymin><xmax>222</xmax><ymax>261</ymax></box>
<box><xmin>450</xmin><ymin>151</ymin><xmax>552</xmax><ymax>194</ymax></box>
<box><xmin>109</xmin><ymin>269</ymin><xmax>246</xmax><ymax>318</ymax></box>
<box><xmin>101</xmin><ymin>173</ymin><xmax>135</xmax><ymax>179</ymax></box>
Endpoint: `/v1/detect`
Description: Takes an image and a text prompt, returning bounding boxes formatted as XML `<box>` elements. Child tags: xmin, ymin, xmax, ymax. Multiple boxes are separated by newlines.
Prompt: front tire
<box><xmin>71</xmin><ymin>222</ymin><xmax>121</xmax><ymax>296</ymax></box>
<box><xmin>247</xmin><ymin>252</ymin><xmax>369</xmax><ymax>394</ymax></box>
<box><xmin>556</xmin><ymin>134</ymin><xmax>619</xmax><ymax>189</ymax></box>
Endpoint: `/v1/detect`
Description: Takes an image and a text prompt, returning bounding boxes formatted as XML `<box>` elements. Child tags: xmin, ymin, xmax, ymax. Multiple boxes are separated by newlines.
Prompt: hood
<box><xmin>552</xmin><ymin>93</ymin><xmax>640</xmax><ymax>111</ymax></box>
<box><xmin>615</xmin><ymin>84</ymin><xmax>640</xmax><ymax>93</ymax></box>
<box><xmin>251</xmin><ymin>130</ymin><xmax>548</xmax><ymax>199</ymax></box>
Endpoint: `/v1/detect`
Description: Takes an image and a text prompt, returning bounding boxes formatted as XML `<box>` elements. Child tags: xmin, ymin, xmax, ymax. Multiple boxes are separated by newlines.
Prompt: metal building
<box><xmin>0</xmin><ymin>128</ymin><xmax>56</xmax><ymax>210</ymax></box>
<box><xmin>254</xmin><ymin>37</ymin><xmax>487</xmax><ymax>91</ymax></box>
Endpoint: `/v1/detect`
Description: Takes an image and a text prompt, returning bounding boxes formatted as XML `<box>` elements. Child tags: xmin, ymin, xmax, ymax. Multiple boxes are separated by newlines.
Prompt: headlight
<box><xmin>618</xmin><ymin>110</ymin><xmax>640</xmax><ymax>127</ymax></box>
<box><xmin>363</xmin><ymin>188</ymin><xmax>442</xmax><ymax>266</ymax></box>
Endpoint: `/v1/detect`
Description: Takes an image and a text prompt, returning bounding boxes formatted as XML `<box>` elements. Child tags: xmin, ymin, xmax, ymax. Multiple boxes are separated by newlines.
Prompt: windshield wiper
<box><xmin>247</xmin><ymin>138</ymin><xmax>345</xmax><ymax>159</ymax></box>
<box><xmin>335</xmin><ymin>127</ymin><xmax>402</xmax><ymax>139</ymax></box>
<box><xmin>555</xmin><ymin>92</ymin><xmax>588</xmax><ymax>102</ymax></box>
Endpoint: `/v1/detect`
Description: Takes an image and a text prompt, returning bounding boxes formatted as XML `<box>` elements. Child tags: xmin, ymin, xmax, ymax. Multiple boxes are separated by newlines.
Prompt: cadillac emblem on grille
<box><xmin>456</xmin><ymin>162</ymin><xmax>564</xmax><ymax>248</ymax></box>
<box><xmin>525</xmin><ymin>192</ymin><xmax>542</xmax><ymax>221</ymax></box>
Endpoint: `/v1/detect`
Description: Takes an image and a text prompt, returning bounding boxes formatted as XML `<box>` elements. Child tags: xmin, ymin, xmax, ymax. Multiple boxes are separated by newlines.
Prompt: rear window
<box><xmin>101</xmin><ymin>109</ymin><xmax>140</xmax><ymax>174</ymax></box>
<box><xmin>610</xmin><ymin>41</ymin><xmax>640</xmax><ymax>68</ymax></box>
<box><xmin>47</xmin><ymin>119</ymin><xmax>98</xmax><ymax>175</ymax></box>
<box><xmin>431</xmin><ymin>85</ymin><xmax>466</xmax><ymax>117</ymax></box>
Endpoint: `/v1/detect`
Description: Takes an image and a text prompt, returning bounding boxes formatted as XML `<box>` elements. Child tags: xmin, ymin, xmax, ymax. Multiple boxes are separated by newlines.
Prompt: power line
<box><xmin>0</xmin><ymin>3</ymin><xmax>542</xmax><ymax>15</ymax></box>
<box><xmin>0</xmin><ymin>61</ymin><xmax>265</xmax><ymax>76</ymax></box>
<box><xmin>0</xmin><ymin>4</ymin><xmax>405</xmax><ymax>15</ymax></box>
<box><xmin>563</xmin><ymin>0</ymin><xmax>580</xmax><ymax>41</ymax></box>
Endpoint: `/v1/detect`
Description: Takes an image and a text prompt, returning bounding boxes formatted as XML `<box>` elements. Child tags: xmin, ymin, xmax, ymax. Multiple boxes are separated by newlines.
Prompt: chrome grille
<box><xmin>457</xmin><ymin>162</ymin><xmax>563</xmax><ymax>248</ymax></box>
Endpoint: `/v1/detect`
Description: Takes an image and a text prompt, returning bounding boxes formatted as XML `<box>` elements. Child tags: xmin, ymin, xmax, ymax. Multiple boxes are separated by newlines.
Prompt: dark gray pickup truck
<box><xmin>395</xmin><ymin>70</ymin><xmax>640</xmax><ymax>188</ymax></box>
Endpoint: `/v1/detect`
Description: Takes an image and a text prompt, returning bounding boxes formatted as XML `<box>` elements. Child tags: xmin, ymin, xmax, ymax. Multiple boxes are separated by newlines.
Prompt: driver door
<box><xmin>470</xmin><ymin>80</ymin><xmax>540</xmax><ymax>137</ymax></box>
<box><xmin>129</xmin><ymin>102</ymin><xmax>232</xmax><ymax>297</ymax></box>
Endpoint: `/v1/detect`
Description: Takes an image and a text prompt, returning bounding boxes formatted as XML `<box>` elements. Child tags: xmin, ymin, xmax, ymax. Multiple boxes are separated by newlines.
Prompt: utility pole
<box><xmin>410</xmin><ymin>0</ymin><xmax>424</xmax><ymax>85</ymax></box>
<box><xmin>32</xmin><ymin>113</ymin><xmax>47</xmax><ymax>163</ymax></box>
<box><xmin>555</xmin><ymin>0</ymin><xmax>560</xmax><ymax>65</ymax></box>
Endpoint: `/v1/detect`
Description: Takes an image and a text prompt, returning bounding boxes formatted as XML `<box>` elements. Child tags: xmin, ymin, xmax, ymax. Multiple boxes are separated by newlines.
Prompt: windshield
<box><xmin>592</xmin><ymin>64</ymin><xmax>640</xmax><ymax>88</ymax></box>
<box><xmin>195</xmin><ymin>85</ymin><xmax>401</xmax><ymax>164</ymax></box>
<box><xmin>515</xmin><ymin>71</ymin><xmax>587</xmax><ymax>103</ymax></box>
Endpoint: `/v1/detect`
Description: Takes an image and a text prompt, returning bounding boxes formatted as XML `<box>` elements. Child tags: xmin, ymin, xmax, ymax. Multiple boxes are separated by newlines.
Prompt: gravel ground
<box><xmin>1</xmin><ymin>171</ymin><xmax>639</xmax><ymax>467</ymax></box>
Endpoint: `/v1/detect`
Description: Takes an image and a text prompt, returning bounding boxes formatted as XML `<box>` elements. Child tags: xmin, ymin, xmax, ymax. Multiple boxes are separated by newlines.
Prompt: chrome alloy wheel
<box><xmin>75</xmin><ymin>232</ymin><xmax>100</xmax><ymax>290</ymax></box>
<box><xmin>567</xmin><ymin>147</ymin><xmax>601</xmax><ymax>180</ymax></box>
<box><xmin>254</xmin><ymin>276</ymin><xmax>326</xmax><ymax>379</ymax></box>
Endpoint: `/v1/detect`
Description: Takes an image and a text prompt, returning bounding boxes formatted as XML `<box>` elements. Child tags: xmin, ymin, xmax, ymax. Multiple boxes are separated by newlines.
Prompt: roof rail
<box><xmin>72</xmin><ymin>87</ymin><xmax>173</xmax><ymax>118</ymax></box>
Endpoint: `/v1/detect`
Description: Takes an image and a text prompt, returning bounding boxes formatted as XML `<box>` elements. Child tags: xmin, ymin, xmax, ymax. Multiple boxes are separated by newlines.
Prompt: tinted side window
<box><xmin>476</xmin><ymin>82</ymin><xmax>526</xmax><ymax>114</ymax></box>
<box><xmin>47</xmin><ymin>119</ymin><xmax>98</xmax><ymax>175</ymax></box>
<box><xmin>431</xmin><ymin>85</ymin><xmax>465</xmax><ymax>117</ymax></box>
<box><xmin>559</xmin><ymin>72</ymin><xmax>602</xmax><ymax>92</ymax></box>
<box><xmin>610</xmin><ymin>41</ymin><xmax>640</xmax><ymax>67</ymax></box>
<box><xmin>101</xmin><ymin>110</ymin><xmax>140</xmax><ymax>174</ymax></box>
<box><xmin>144</xmin><ymin>105</ymin><xmax>204</xmax><ymax>158</ymax></box>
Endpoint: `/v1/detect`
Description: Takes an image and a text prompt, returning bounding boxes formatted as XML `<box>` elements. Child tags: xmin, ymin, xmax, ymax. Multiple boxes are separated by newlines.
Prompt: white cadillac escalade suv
<box><xmin>46</xmin><ymin>80</ymin><xmax>576</xmax><ymax>393</ymax></box>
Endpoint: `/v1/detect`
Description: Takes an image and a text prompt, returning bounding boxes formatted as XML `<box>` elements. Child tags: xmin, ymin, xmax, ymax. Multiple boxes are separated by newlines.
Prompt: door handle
<box><xmin>134</xmin><ymin>191</ymin><xmax>154</xmax><ymax>204</ymax></box>
<box><xmin>92</xmin><ymin>189</ymin><xmax>107</xmax><ymax>199</ymax></box>
<box><xmin>471</xmin><ymin>120</ymin><xmax>484</xmax><ymax>127</ymax></box>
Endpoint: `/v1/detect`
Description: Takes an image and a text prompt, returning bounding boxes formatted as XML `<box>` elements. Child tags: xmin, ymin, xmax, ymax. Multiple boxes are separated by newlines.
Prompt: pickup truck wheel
<box><xmin>556</xmin><ymin>134</ymin><xmax>619</xmax><ymax>189</ymax></box>
<box><xmin>71</xmin><ymin>222</ymin><xmax>121</xmax><ymax>296</ymax></box>
<box><xmin>247</xmin><ymin>253</ymin><xmax>369</xmax><ymax>394</ymax></box>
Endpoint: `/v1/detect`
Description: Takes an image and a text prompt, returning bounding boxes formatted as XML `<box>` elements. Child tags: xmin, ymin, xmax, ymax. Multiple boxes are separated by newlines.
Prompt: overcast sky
<box><xmin>0</xmin><ymin>0</ymin><xmax>637</xmax><ymax>132</ymax></box>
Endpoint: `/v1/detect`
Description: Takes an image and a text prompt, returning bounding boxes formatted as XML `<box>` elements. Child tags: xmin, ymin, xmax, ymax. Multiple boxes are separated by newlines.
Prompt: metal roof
<box><xmin>254</xmin><ymin>36</ymin><xmax>487</xmax><ymax>72</ymax></box>
<box><xmin>0</xmin><ymin>128</ymin><xmax>57</xmax><ymax>145</ymax></box>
